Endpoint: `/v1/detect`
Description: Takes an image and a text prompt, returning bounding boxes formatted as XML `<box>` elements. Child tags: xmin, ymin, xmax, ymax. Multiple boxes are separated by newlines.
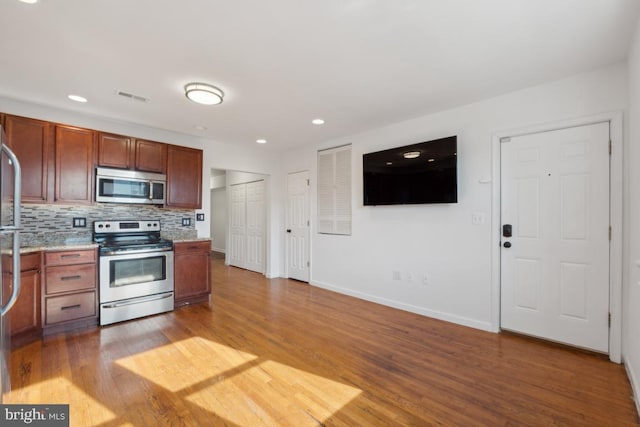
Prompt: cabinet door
<box><xmin>1</xmin><ymin>252</ymin><xmax>42</xmax><ymax>342</ymax></box>
<box><xmin>55</xmin><ymin>125</ymin><xmax>94</xmax><ymax>204</ymax></box>
<box><xmin>97</xmin><ymin>132</ymin><xmax>132</xmax><ymax>169</ymax></box>
<box><xmin>3</xmin><ymin>115</ymin><xmax>51</xmax><ymax>203</ymax></box>
<box><xmin>174</xmin><ymin>242</ymin><xmax>210</xmax><ymax>301</ymax></box>
<box><xmin>135</xmin><ymin>139</ymin><xmax>166</xmax><ymax>173</ymax></box>
<box><xmin>166</xmin><ymin>145</ymin><xmax>202</xmax><ymax>208</ymax></box>
<box><xmin>7</xmin><ymin>269</ymin><xmax>40</xmax><ymax>337</ymax></box>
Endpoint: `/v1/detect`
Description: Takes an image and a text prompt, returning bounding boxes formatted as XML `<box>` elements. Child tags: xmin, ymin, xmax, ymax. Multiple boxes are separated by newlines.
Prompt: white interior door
<box><xmin>286</xmin><ymin>171</ymin><xmax>310</xmax><ymax>281</ymax></box>
<box><xmin>245</xmin><ymin>180</ymin><xmax>265</xmax><ymax>274</ymax></box>
<box><xmin>500</xmin><ymin>122</ymin><xmax>610</xmax><ymax>352</ymax></box>
<box><xmin>229</xmin><ymin>183</ymin><xmax>246</xmax><ymax>269</ymax></box>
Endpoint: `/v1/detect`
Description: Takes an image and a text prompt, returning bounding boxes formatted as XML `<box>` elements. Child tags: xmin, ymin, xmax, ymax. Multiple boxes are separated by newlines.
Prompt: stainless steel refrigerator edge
<box><xmin>0</xmin><ymin>126</ymin><xmax>22</xmax><ymax>403</ymax></box>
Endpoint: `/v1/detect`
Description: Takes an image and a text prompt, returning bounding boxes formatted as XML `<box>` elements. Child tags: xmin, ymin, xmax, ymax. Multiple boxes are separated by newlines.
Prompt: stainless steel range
<box><xmin>94</xmin><ymin>220</ymin><xmax>174</xmax><ymax>326</ymax></box>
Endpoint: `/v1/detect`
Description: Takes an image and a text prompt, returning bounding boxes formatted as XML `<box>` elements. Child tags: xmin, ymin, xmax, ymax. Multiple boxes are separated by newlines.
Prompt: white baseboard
<box><xmin>310</xmin><ymin>279</ymin><xmax>493</xmax><ymax>332</ymax></box>
<box><xmin>212</xmin><ymin>247</ymin><xmax>225</xmax><ymax>253</ymax></box>
<box><xmin>624</xmin><ymin>357</ymin><xmax>640</xmax><ymax>417</ymax></box>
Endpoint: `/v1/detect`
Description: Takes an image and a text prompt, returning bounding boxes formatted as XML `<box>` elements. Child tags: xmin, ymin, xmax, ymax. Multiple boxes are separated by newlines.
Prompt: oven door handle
<box><xmin>102</xmin><ymin>292</ymin><xmax>173</xmax><ymax>309</ymax></box>
<box><xmin>101</xmin><ymin>246</ymin><xmax>173</xmax><ymax>256</ymax></box>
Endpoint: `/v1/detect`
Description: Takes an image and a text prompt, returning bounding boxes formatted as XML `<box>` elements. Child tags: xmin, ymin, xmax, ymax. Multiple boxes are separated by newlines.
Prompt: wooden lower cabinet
<box><xmin>174</xmin><ymin>241</ymin><xmax>211</xmax><ymax>307</ymax></box>
<box><xmin>42</xmin><ymin>248</ymin><xmax>98</xmax><ymax>335</ymax></box>
<box><xmin>2</xmin><ymin>252</ymin><xmax>41</xmax><ymax>348</ymax></box>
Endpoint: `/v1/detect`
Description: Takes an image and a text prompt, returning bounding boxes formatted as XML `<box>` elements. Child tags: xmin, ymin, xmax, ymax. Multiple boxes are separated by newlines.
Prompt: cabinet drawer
<box><xmin>45</xmin><ymin>263</ymin><xmax>96</xmax><ymax>294</ymax></box>
<box><xmin>174</xmin><ymin>241</ymin><xmax>210</xmax><ymax>254</ymax></box>
<box><xmin>45</xmin><ymin>249</ymin><xmax>96</xmax><ymax>266</ymax></box>
<box><xmin>45</xmin><ymin>291</ymin><xmax>96</xmax><ymax>325</ymax></box>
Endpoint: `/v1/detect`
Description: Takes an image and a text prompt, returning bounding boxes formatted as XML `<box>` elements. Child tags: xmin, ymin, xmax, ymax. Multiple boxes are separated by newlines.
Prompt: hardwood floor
<box><xmin>5</xmin><ymin>257</ymin><xmax>639</xmax><ymax>426</ymax></box>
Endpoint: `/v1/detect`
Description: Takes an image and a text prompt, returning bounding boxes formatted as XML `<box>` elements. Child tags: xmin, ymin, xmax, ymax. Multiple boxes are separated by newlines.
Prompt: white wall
<box><xmin>283</xmin><ymin>63</ymin><xmax>628</xmax><ymax>331</ymax></box>
<box><xmin>624</xmin><ymin>16</ymin><xmax>640</xmax><ymax>411</ymax></box>
<box><xmin>210</xmin><ymin>188</ymin><xmax>228</xmax><ymax>252</ymax></box>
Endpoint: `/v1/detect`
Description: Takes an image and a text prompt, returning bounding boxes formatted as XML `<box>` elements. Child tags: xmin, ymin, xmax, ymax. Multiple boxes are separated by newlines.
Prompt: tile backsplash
<box><xmin>19</xmin><ymin>203</ymin><xmax>197</xmax><ymax>246</ymax></box>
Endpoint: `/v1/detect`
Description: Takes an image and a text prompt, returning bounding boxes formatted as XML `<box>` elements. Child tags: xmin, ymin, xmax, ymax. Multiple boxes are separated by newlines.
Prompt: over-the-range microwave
<box><xmin>96</xmin><ymin>167</ymin><xmax>166</xmax><ymax>205</ymax></box>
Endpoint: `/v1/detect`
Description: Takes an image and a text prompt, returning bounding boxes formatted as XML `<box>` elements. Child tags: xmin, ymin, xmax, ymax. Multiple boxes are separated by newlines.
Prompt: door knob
<box><xmin>286</xmin><ymin>229</ymin><xmax>291</xmax><ymax>233</ymax></box>
<box><xmin>503</xmin><ymin>241</ymin><xmax>512</xmax><ymax>248</ymax></box>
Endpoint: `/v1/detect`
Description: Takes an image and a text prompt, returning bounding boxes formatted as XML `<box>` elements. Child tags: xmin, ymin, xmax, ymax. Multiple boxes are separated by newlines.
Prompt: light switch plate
<box><xmin>72</xmin><ymin>217</ymin><xmax>86</xmax><ymax>228</ymax></box>
<box><xmin>182</xmin><ymin>218</ymin><xmax>192</xmax><ymax>226</ymax></box>
<box><xmin>196</xmin><ymin>213</ymin><xmax>205</xmax><ymax>221</ymax></box>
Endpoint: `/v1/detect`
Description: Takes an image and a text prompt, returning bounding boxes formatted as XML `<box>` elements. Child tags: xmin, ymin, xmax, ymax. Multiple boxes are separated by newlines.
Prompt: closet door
<box><xmin>229</xmin><ymin>184</ymin><xmax>247</xmax><ymax>268</ymax></box>
<box><xmin>245</xmin><ymin>180</ymin><xmax>265</xmax><ymax>274</ymax></box>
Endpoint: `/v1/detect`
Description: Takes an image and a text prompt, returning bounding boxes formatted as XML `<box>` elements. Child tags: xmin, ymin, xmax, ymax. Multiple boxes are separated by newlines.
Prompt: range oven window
<box><xmin>109</xmin><ymin>255</ymin><xmax>166</xmax><ymax>287</ymax></box>
<box><xmin>99</xmin><ymin>178</ymin><xmax>149</xmax><ymax>199</ymax></box>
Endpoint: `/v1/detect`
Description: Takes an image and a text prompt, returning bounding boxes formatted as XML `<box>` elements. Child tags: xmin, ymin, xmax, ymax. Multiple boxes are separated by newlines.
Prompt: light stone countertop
<box><xmin>170</xmin><ymin>238</ymin><xmax>211</xmax><ymax>243</ymax></box>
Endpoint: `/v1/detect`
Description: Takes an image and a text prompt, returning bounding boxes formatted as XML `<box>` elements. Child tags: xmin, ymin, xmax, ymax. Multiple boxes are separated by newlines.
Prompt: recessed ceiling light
<box><xmin>184</xmin><ymin>83</ymin><xmax>224</xmax><ymax>105</ymax></box>
<box><xmin>193</xmin><ymin>125</ymin><xmax>207</xmax><ymax>131</ymax></box>
<box><xmin>386</xmin><ymin>162</ymin><xmax>393</xmax><ymax>165</ymax></box>
<box><xmin>403</xmin><ymin>151</ymin><xmax>421</xmax><ymax>159</ymax></box>
<box><xmin>19</xmin><ymin>0</ymin><xmax>38</xmax><ymax>4</ymax></box>
<box><xmin>68</xmin><ymin>94</ymin><xmax>88</xmax><ymax>103</ymax></box>
<box><xmin>312</xmin><ymin>119</ymin><xmax>325</xmax><ymax>125</ymax></box>
<box><xmin>256</xmin><ymin>139</ymin><xmax>267</xmax><ymax>144</ymax></box>
<box><xmin>427</xmin><ymin>158</ymin><xmax>435</xmax><ymax>162</ymax></box>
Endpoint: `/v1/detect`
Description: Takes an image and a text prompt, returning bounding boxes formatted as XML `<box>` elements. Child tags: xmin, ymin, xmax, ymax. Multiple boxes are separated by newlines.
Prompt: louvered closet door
<box><xmin>318</xmin><ymin>145</ymin><xmax>351</xmax><ymax>235</ymax></box>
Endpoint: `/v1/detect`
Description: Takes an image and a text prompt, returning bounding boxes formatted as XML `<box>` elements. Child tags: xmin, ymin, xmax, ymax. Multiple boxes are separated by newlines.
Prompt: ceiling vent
<box><xmin>115</xmin><ymin>90</ymin><xmax>148</xmax><ymax>103</ymax></box>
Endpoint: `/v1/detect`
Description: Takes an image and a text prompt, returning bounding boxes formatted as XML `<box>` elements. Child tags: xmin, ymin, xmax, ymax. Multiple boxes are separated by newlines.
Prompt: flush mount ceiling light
<box><xmin>403</xmin><ymin>151</ymin><xmax>421</xmax><ymax>159</ymax></box>
<box><xmin>68</xmin><ymin>94</ymin><xmax>88</xmax><ymax>103</ymax></box>
<box><xmin>312</xmin><ymin>118</ymin><xmax>325</xmax><ymax>125</ymax></box>
<box><xmin>184</xmin><ymin>83</ymin><xmax>224</xmax><ymax>105</ymax></box>
<box><xmin>19</xmin><ymin>0</ymin><xmax>38</xmax><ymax>4</ymax></box>
<box><xmin>256</xmin><ymin>139</ymin><xmax>267</xmax><ymax>144</ymax></box>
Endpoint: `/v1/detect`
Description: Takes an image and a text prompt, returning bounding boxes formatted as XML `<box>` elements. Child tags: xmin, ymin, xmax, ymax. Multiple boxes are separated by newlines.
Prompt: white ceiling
<box><xmin>1</xmin><ymin>0</ymin><xmax>638</xmax><ymax>152</ymax></box>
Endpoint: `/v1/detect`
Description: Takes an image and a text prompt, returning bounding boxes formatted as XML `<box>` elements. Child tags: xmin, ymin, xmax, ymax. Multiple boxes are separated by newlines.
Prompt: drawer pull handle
<box><xmin>60</xmin><ymin>275</ymin><xmax>81</xmax><ymax>281</ymax></box>
<box><xmin>61</xmin><ymin>304</ymin><xmax>81</xmax><ymax>311</ymax></box>
<box><xmin>61</xmin><ymin>254</ymin><xmax>81</xmax><ymax>258</ymax></box>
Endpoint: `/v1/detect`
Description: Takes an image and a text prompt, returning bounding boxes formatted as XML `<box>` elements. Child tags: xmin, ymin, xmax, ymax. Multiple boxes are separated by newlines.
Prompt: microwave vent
<box><xmin>115</xmin><ymin>90</ymin><xmax>148</xmax><ymax>103</ymax></box>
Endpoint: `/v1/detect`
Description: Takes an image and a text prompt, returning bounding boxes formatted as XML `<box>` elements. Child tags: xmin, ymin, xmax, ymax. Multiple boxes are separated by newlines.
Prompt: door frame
<box><xmin>285</xmin><ymin>170</ymin><xmax>311</xmax><ymax>281</ymax></box>
<box><xmin>490</xmin><ymin>111</ymin><xmax>623</xmax><ymax>363</ymax></box>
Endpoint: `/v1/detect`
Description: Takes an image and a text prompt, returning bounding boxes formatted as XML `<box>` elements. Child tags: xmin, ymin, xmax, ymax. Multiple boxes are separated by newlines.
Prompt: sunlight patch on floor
<box><xmin>116</xmin><ymin>336</ymin><xmax>362</xmax><ymax>425</ymax></box>
<box><xmin>185</xmin><ymin>359</ymin><xmax>362</xmax><ymax>425</ymax></box>
<box><xmin>115</xmin><ymin>336</ymin><xmax>258</xmax><ymax>392</ymax></box>
<box><xmin>4</xmin><ymin>376</ymin><xmax>116</xmax><ymax>425</ymax></box>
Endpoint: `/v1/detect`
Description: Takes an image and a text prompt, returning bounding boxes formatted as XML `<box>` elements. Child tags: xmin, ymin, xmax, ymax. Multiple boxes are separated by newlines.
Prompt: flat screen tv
<box><xmin>363</xmin><ymin>136</ymin><xmax>457</xmax><ymax>205</ymax></box>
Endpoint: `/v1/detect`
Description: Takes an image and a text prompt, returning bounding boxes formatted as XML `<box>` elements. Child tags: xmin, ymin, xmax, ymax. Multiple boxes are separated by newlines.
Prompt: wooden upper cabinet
<box><xmin>135</xmin><ymin>139</ymin><xmax>166</xmax><ymax>173</ymax></box>
<box><xmin>55</xmin><ymin>125</ymin><xmax>94</xmax><ymax>205</ymax></box>
<box><xmin>97</xmin><ymin>133</ymin><xmax>166</xmax><ymax>173</ymax></box>
<box><xmin>97</xmin><ymin>133</ymin><xmax>132</xmax><ymax>169</ymax></box>
<box><xmin>166</xmin><ymin>145</ymin><xmax>202</xmax><ymax>209</ymax></box>
<box><xmin>3</xmin><ymin>115</ymin><xmax>52</xmax><ymax>203</ymax></box>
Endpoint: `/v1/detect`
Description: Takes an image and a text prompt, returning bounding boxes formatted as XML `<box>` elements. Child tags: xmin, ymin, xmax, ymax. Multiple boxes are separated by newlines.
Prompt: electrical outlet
<box><xmin>472</xmin><ymin>212</ymin><xmax>486</xmax><ymax>225</ymax></box>
<box><xmin>181</xmin><ymin>218</ymin><xmax>192</xmax><ymax>226</ymax></box>
<box><xmin>406</xmin><ymin>272</ymin><xmax>413</xmax><ymax>282</ymax></box>
<box><xmin>72</xmin><ymin>217</ymin><xmax>86</xmax><ymax>228</ymax></box>
<box><xmin>422</xmin><ymin>274</ymin><xmax>429</xmax><ymax>285</ymax></box>
<box><xmin>196</xmin><ymin>213</ymin><xmax>205</xmax><ymax>221</ymax></box>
